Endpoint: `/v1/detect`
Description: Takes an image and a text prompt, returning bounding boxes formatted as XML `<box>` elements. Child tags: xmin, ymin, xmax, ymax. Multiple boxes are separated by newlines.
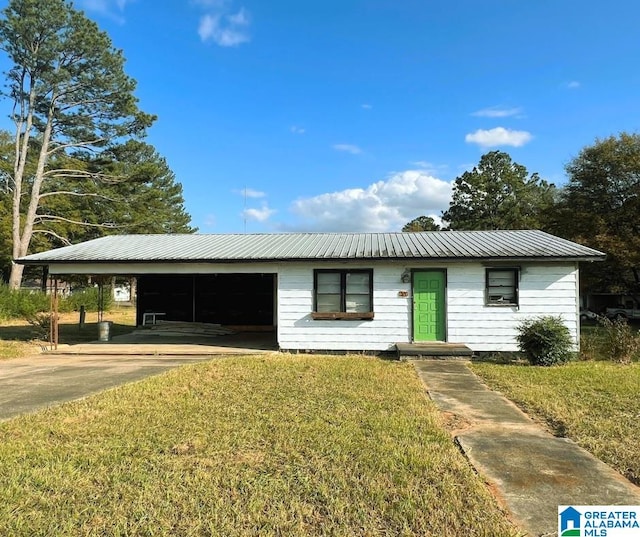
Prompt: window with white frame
<box><xmin>313</xmin><ymin>269</ymin><xmax>373</xmax><ymax>319</ymax></box>
<box><xmin>485</xmin><ymin>268</ymin><xmax>519</xmax><ymax>306</ymax></box>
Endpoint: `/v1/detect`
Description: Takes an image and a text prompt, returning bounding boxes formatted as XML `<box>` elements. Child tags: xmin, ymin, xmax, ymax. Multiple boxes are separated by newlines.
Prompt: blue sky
<box><xmin>7</xmin><ymin>0</ymin><xmax>640</xmax><ymax>233</ymax></box>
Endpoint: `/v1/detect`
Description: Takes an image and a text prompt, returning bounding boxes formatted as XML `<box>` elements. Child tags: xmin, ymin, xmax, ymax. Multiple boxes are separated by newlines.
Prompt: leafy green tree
<box><xmin>0</xmin><ymin>0</ymin><xmax>155</xmax><ymax>288</ymax></box>
<box><xmin>0</xmin><ymin>136</ymin><xmax>196</xmax><ymax>282</ymax></box>
<box><xmin>402</xmin><ymin>216</ymin><xmax>441</xmax><ymax>232</ymax></box>
<box><xmin>78</xmin><ymin>141</ymin><xmax>196</xmax><ymax>236</ymax></box>
<box><xmin>442</xmin><ymin>151</ymin><xmax>555</xmax><ymax>230</ymax></box>
<box><xmin>549</xmin><ymin>133</ymin><xmax>640</xmax><ymax>295</ymax></box>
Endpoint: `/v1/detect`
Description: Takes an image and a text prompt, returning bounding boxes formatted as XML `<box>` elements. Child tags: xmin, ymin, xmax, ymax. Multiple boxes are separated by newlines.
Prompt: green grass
<box><xmin>0</xmin><ymin>355</ymin><xmax>518</xmax><ymax>536</ymax></box>
<box><xmin>470</xmin><ymin>361</ymin><xmax>640</xmax><ymax>485</ymax></box>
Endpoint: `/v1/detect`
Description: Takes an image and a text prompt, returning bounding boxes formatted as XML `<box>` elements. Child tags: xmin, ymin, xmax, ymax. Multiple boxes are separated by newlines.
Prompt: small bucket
<box><xmin>97</xmin><ymin>321</ymin><xmax>112</xmax><ymax>342</ymax></box>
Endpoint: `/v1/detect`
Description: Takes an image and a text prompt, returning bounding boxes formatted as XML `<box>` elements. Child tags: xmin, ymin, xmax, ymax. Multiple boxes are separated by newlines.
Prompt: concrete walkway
<box><xmin>412</xmin><ymin>360</ymin><xmax>640</xmax><ymax>537</ymax></box>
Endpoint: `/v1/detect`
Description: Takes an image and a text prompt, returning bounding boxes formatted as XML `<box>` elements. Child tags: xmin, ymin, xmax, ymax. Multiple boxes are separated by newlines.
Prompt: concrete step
<box><xmin>396</xmin><ymin>342</ymin><xmax>473</xmax><ymax>360</ymax></box>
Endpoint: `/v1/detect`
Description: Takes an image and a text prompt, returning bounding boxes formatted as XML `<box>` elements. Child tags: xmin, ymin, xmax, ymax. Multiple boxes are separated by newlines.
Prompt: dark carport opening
<box><xmin>136</xmin><ymin>273</ymin><xmax>276</xmax><ymax>330</ymax></box>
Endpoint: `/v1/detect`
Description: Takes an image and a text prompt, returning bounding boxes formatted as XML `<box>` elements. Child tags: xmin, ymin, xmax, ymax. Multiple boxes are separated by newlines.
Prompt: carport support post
<box><xmin>49</xmin><ymin>277</ymin><xmax>59</xmax><ymax>350</ymax></box>
<box><xmin>97</xmin><ymin>281</ymin><xmax>104</xmax><ymax>323</ymax></box>
<box><xmin>54</xmin><ymin>279</ymin><xmax>59</xmax><ymax>349</ymax></box>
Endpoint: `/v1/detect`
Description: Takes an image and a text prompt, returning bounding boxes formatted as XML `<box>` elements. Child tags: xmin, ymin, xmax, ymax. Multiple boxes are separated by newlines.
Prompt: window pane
<box><xmin>315</xmin><ymin>270</ymin><xmax>372</xmax><ymax>314</ymax></box>
<box><xmin>346</xmin><ymin>294</ymin><xmax>371</xmax><ymax>312</ymax></box>
<box><xmin>346</xmin><ymin>272</ymin><xmax>370</xmax><ymax>294</ymax></box>
<box><xmin>317</xmin><ymin>294</ymin><xmax>341</xmax><ymax>312</ymax></box>
<box><xmin>487</xmin><ymin>270</ymin><xmax>517</xmax><ymax>304</ymax></box>
<box><xmin>488</xmin><ymin>273</ymin><xmax>515</xmax><ymax>287</ymax></box>
<box><xmin>317</xmin><ymin>272</ymin><xmax>341</xmax><ymax>294</ymax></box>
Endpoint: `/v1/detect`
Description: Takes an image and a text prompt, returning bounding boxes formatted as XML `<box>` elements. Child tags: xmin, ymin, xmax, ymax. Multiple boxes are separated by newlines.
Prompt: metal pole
<box><xmin>49</xmin><ymin>279</ymin><xmax>53</xmax><ymax>350</ymax></box>
<box><xmin>54</xmin><ymin>278</ymin><xmax>59</xmax><ymax>350</ymax></box>
<box><xmin>98</xmin><ymin>282</ymin><xmax>104</xmax><ymax>323</ymax></box>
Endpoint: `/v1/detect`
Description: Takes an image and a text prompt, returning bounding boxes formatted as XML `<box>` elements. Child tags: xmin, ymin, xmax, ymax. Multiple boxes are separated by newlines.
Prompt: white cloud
<box><xmin>243</xmin><ymin>205</ymin><xmax>275</xmax><ymax>222</ymax></box>
<box><xmin>198</xmin><ymin>6</ymin><xmax>251</xmax><ymax>46</ymax></box>
<box><xmin>566</xmin><ymin>80</ymin><xmax>581</xmax><ymax>89</ymax></box>
<box><xmin>290</xmin><ymin>125</ymin><xmax>306</xmax><ymax>135</ymax></box>
<box><xmin>465</xmin><ymin>127</ymin><xmax>533</xmax><ymax>148</ymax></box>
<box><xmin>198</xmin><ymin>15</ymin><xmax>216</xmax><ymax>41</ymax></box>
<box><xmin>288</xmin><ymin>170</ymin><xmax>453</xmax><ymax>232</ymax></box>
<box><xmin>361</xmin><ymin>103</ymin><xmax>373</xmax><ymax>110</ymax></box>
<box><xmin>234</xmin><ymin>188</ymin><xmax>266</xmax><ymax>199</ymax></box>
<box><xmin>333</xmin><ymin>143</ymin><xmax>362</xmax><ymax>155</ymax></box>
<box><xmin>204</xmin><ymin>214</ymin><xmax>216</xmax><ymax>227</ymax></box>
<box><xmin>471</xmin><ymin>106</ymin><xmax>523</xmax><ymax>118</ymax></box>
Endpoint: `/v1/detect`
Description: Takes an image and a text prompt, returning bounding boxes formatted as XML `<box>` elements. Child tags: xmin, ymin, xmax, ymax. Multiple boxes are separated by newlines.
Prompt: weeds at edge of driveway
<box><xmin>0</xmin><ymin>354</ymin><xmax>518</xmax><ymax>536</ymax></box>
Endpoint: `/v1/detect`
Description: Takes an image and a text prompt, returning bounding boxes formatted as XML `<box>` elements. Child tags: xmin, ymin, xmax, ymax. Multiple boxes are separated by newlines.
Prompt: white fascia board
<box><xmin>48</xmin><ymin>262</ymin><xmax>279</xmax><ymax>275</ymax></box>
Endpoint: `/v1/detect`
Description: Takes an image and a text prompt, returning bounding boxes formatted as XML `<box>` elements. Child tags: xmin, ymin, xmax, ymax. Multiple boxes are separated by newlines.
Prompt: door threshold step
<box><xmin>395</xmin><ymin>342</ymin><xmax>473</xmax><ymax>359</ymax></box>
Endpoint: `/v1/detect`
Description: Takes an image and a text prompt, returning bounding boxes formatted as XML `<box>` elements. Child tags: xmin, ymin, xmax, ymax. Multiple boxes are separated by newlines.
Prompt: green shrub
<box><xmin>595</xmin><ymin>316</ymin><xmax>640</xmax><ymax>363</ymax></box>
<box><xmin>0</xmin><ymin>284</ymin><xmax>113</xmax><ymax>320</ymax></box>
<box><xmin>0</xmin><ymin>284</ymin><xmax>50</xmax><ymax>320</ymax></box>
<box><xmin>63</xmin><ymin>286</ymin><xmax>113</xmax><ymax>312</ymax></box>
<box><xmin>516</xmin><ymin>315</ymin><xmax>574</xmax><ymax>366</ymax></box>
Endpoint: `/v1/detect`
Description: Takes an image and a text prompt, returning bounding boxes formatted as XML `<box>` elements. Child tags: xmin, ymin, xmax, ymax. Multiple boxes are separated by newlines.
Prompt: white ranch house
<box><xmin>17</xmin><ymin>230</ymin><xmax>604</xmax><ymax>353</ymax></box>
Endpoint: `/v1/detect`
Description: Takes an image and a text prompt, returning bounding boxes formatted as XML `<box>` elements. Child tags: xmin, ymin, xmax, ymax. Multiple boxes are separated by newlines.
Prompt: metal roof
<box><xmin>16</xmin><ymin>231</ymin><xmax>605</xmax><ymax>264</ymax></box>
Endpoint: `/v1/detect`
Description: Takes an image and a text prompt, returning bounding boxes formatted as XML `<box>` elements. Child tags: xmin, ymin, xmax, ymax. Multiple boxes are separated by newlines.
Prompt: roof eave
<box><xmin>15</xmin><ymin>254</ymin><xmax>606</xmax><ymax>265</ymax></box>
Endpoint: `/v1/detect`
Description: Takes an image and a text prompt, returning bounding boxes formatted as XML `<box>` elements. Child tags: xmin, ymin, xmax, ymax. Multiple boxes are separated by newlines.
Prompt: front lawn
<box><xmin>470</xmin><ymin>361</ymin><xmax>640</xmax><ymax>485</ymax></box>
<box><xmin>0</xmin><ymin>355</ymin><xmax>517</xmax><ymax>536</ymax></box>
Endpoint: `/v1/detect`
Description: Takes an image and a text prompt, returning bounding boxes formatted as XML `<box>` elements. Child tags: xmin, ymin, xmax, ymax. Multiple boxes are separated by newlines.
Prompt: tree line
<box><xmin>403</xmin><ymin>134</ymin><xmax>640</xmax><ymax>298</ymax></box>
<box><xmin>0</xmin><ymin>0</ymin><xmax>195</xmax><ymax>288</ymax></box>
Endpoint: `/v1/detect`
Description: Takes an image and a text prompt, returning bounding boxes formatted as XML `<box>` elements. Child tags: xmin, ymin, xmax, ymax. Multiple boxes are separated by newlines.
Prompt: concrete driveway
<box><xmin>0</xmin><ymin>354</ymin><xmax>222</xmax><ymax>421</ymax></box>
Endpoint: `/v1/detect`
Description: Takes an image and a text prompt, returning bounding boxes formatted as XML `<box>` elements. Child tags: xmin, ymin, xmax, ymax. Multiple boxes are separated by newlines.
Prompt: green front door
<box><xmin>413</xmin><ymin>271</ymin><xmax>446</xmax><ymax>342</ymax></box>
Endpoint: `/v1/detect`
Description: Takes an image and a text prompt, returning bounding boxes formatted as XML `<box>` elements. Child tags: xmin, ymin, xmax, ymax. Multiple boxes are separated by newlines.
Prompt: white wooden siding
<box><xmin>447</xmin><ymin>263</ymin><xmax>579</xmax><ymax>352</ymax></box>
<box><xmin>278</xmin><ymin>261</ymin><xmax>579</xmax><ymax>352</ymax></box>
<box><xmin>54</xmin><ymin>259</ymin><xmax>580</xmax><ymax>353</ymax></box>
<box><xmin>278</xmin><ymin>263</ymin><xmax>411</xmax><ymax>351</ymax></box>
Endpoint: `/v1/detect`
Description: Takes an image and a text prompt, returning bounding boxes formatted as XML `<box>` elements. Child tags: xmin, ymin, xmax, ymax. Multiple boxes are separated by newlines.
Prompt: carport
<box><xmin>137</xmin><ymin>273</ymin><xmax>276</xmax><ymax>327</ymax></box>
<box><xmin>15</xmin><ymin>234</ymin><xmax>280</xmax><ymax>350</ymax></box>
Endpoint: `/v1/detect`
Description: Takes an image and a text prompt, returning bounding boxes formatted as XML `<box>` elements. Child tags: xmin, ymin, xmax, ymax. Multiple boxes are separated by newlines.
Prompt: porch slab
<box><xmin>395</xmin><ymin>342</ymin><xmax>473</xmax><ymax>360</ymax></box>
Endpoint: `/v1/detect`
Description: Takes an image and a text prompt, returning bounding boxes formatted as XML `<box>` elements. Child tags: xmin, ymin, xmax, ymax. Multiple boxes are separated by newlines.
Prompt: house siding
<box><xmin>278</xmin><ymin>261</ymin><xmax>579</xmax><ymax>352</ymax></box>
<box><xmin>447</xmin><ymin>263</ymin><xmax>578</xmax><ymax>352</ymax></box>
<box><xmin>278</xmin><ymin>263</ymin><xmax>411</xmax><ymax>351</ymax></box>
